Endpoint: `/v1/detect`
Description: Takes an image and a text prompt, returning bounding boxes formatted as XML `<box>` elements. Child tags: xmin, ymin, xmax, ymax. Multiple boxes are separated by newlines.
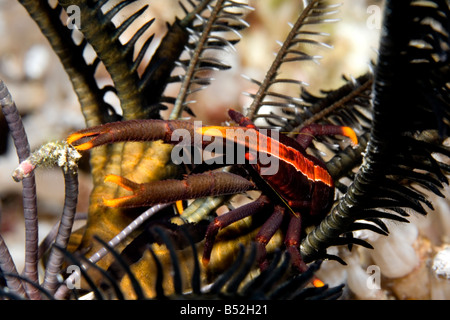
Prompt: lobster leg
<box><xmin>67</xmin><ymin>119</ymin><xmax>198</xmax><ymax>150</ymax></box>
<box><xmin>255</xmin><ymin>205</ymin><xmax>286</xmax><ymax>270</ymax></box>
<box><xmin>257</xmin><ymin>210</ymin><xmax>308</xmax><ymax>272</ymax></box>
<box><xmin>202</xmin><ymin>195</ymin><xmax>271</xmax><ymax>266</ymax></box>
<box><xmin>296</xmin><ymin>124</ymin><xmax>358</xmax><ymax>149</ymax></box>
<box><xmin>102</xmin><ymin>171</ymin><xmax>256</xmax><ymax>208</ymax></box>
<box><xmin>227</xmin><ymin>108</ymin><xmax>358</xmax><ymax>150</ymax></box>
<box><xmin>285</xmin><ymin>215</ymin><xmax>308</xmax><ymax>272</ymax></box>
<box><xmin>228</xmin><ymin>108</ymin><xmax>257</xmax><ymax>129</ymax></box>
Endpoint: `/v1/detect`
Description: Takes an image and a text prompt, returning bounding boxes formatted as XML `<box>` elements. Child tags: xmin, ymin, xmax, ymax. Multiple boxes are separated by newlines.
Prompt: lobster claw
<box><xmin>102</xmin><ymin>174</ymin><xmax>145</xmax><ymax>208</ymax></box>
<box><xmin>66</xmin><ymin>124</ymin><xmax>116</xmax><ymax>151</ymax></box>
<box><xmin>102</xmin><ymin>171</ymin><xmax>256</xmax><ymax>208</ymax></box>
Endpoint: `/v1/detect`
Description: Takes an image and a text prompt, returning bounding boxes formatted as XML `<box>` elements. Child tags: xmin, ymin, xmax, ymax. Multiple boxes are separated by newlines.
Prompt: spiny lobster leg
<box><xmin>295</xmin><ymin>124</ymin><xmax>358</xmax><ymax>150</ymax></box>
<box><xmin>227</xmin><ymin>108</ymin><xmax>358</xmax><ymax>150</ymax></box>
<box><xmin>202</xmin><ymin>195</ymin><xmax>271</xmax><ymax>266</ymax></box>
<box><xmin>103</xmin><ymin>171</ymin><xmax>256</xmax><ymax>208</ymax></box>
<box><xmin>284</xmin><ymin>215</ymin><xmax>308</xmax><ymax>272</ymax></box>
<box><xmin>256</xmin><ymin>210</ymin><xmax>308</xmax><ymax>272</ymax></box>
<box><xmin>67</xmin><ymin>119</ymin><xmax>196</xmax><ymax>150</ymax></box>
<box><xmin>228</xmin><ymin>108</ymin><xmax>256</xmax><ymax>129</ymax></box>
<box><xmin>255</xmin><ymin>205</ymin><xmax>285</xmax><ymax>270</ymax></box>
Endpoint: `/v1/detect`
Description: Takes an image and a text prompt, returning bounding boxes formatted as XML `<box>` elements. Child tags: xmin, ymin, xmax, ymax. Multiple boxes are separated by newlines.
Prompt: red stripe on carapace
<box><xmin>197</xmin><ymin>126</ymin><xmax>333</xmax><ymax>187</ymax></box>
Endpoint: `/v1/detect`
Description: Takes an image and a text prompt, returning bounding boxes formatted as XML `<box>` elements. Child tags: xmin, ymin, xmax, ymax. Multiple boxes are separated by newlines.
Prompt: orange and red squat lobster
<box><xmin>67</xmin><ymin>109</ymin><xmax>357</xmax><ymax>272</ymax></box>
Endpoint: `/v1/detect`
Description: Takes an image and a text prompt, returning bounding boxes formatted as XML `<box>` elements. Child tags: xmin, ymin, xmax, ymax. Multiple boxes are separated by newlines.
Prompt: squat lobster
<box><xmin>67</xmin><ymin>109</ymin><xmax>357</xmax><ymax>272</ymax></box>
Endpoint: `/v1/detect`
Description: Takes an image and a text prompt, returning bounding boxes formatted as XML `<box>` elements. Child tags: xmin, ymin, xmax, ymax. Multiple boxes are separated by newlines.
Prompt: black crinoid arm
<box><xmin>301</xmin><ymin>0</ymin><xmax>450</xmax><ymax>264</ymax></box>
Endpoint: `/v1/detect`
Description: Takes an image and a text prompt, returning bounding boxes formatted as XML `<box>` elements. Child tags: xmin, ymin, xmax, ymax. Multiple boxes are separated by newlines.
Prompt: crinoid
<box><xmin>0</xmin><ymin>0</ymin><xmax>449</xmax><ymax>301</ymax></box>
<box><xmin>1</xmin><ymin>225</ymin><xmax>344</xmax><ymax>300</ymax></box>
